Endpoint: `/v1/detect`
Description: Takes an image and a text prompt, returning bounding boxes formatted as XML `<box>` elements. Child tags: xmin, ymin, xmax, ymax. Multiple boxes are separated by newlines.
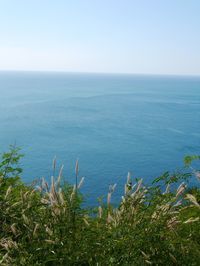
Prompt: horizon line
<box><xmin>0</xmin><ymin>69</ymin><xmax>200</xmax><ymax>78</ymax></box>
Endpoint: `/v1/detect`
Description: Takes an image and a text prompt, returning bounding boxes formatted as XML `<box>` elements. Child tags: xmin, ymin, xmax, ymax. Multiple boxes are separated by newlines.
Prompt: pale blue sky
<box><xmin>0</xmin><ymin>0</ymin><xmax>200</xmax><ymax>75</ymax></box>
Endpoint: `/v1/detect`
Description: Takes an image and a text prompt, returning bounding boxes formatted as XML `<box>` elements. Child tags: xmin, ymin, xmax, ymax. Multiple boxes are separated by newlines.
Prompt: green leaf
<box><xmin>184</xmin><ymin>155</ymin><xmax>200</xmax><ymax>166</ymax></box>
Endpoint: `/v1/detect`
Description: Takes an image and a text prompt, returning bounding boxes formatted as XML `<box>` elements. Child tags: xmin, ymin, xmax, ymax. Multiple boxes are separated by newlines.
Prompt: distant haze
<box><xmin>0</xmin><ymin>1</ymin><xmax>200</xmax><ymax>75</ymax></box>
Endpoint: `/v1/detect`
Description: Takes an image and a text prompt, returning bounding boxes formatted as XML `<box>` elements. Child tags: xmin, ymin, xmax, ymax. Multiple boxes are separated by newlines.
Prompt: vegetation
<box><xmin>0</xmin><ymin>146</ymin><xmax>199</xmax><ymax>265</ymax></box>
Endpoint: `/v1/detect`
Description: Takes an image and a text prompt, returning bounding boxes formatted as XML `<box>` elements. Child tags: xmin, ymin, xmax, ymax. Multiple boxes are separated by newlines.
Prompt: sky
<box><xmin>0</xmin><ymin>0</ymin><xmax>200</xmax><ymax>75</ymax></box>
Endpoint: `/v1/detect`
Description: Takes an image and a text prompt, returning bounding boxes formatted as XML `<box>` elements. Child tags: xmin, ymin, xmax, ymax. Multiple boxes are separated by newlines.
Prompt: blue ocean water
<box><xmin>0</xmin><ymin>71</ymin><xmax>200</xmax><ymax>204</ymax></box>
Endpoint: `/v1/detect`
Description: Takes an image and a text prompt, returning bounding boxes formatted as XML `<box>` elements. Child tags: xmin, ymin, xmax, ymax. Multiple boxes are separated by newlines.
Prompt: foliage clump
<box><xmin>0</xmin><ymin>146</ymin><xmax>199</xmax><ymax>265</ymax></box>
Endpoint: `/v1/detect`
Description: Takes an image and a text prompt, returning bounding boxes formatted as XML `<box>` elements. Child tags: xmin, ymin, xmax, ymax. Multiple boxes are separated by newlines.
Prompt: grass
<box><xmin>0</xmin><ymin>146</ymin><xmax>199</xmax><ymax>265</ymax></box>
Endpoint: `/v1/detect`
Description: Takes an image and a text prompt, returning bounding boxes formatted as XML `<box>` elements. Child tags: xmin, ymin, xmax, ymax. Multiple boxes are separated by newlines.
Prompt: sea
<box><xmin>0</xmin><ymin>71</ymin><xmax>200</xmax><ymax>204</ymax></box>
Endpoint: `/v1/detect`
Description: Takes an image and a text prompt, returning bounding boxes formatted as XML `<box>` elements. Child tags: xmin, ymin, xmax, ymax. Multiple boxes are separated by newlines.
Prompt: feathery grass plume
<box><xmin>141</xmin><ymin>250</ymin><xmax>150</xmax><ymax>260</ymax></box>
<box><xmin>184</xmin><ymin>217</ymin><xmax>199</xmax><ymax>224</ymax></box>
<box><xmin>23</xmin><ymin>191</ymin><xmax>30</xmax><ymax>200</ymax></box>
<box><xmin>121</xmin><ymin>195</ymin><xmax>126</xmax><ymax>203</ymax></box>
<box><xmin>109</xmin><ymin>183</ymin><xmax>117</xmax><ymax>193</ymax></box>
<box><xmin>58</xmin><ymin>188</ymin><xmax>65</xmax><ymax>205</ymax></box>
<box><xmin>56</xmin><ymin>164</ymin><xmax>64</xmax><ymax>188</ymax></box>
<box><xmin>30</xmin><ymin>188</ymin><xmax>36</xmax><ymax>196</ymax></box>
<box><xmin>107</xmin><ymin>184</ymin><xmax>117</xmax><ymax>207</ymax></box>
<box><xmin>127</xmin><ymin>171</ymin><xmax>131</xmax><ymax>184</ymax></box>
<box><xmin>75</xmin><ymin>159</ymin><xmax>79</xmax><ymax>189</ymax></box>
<box><xmin>83</xmin><ymin>216</ymin><xmax>90</xmax><ymax>226</ymax></box>
<box><xmin>145</xmin><ymin>260</ymin><xmax>152</xmax><ymax>265</ymax></box>
<box><xmin>194</xmin><ymin>170</ymin><xmax>200</xmax><ymax>181</ymax></box>
<box><xmin>134</xmin><ymin>178</ymin><xmax>143</xmax><ymax>194</ymax></box>
<box><xmin>45</xmin><ymin>226</ymin><xmax>53</xmax><ymax>236</ymax></box>
<box><xmin>22</xmin><ymin>214</ymin><xmax>29</xmax><ymax>225</ymax></box>
<box><xmin>50</xmin><ymin>175</ymin><xmax>59</xmax><ymax>205</ymax></box>
<box><xmin>1</xmin><ymin>239</ymin><xmax>18</xmax><ymax>251</ymax></box>
<box><xmin>41</xmin><ymin>177</ymin><xmax>46</xmax><ymax>190</ymax></box>
<box><xmin>169</xmin><ymin>253</ymin><xmax>177</xmax><ymax>264</ymax></box>
<box><xmin>52</xmin><ymin>156</ymin><xmax>56</xmax><ymax>177</ymax></box>
<box><xmin>173</xmin><ymin>200</ymin><xmax>182</xmax><ymax>207</ymax></box>
<box><xmin>98</xmin><ymin>206</ymin><xmax>103</xmax><ymax>218</ymax></box>
<box><xmin>125</xmin><ymin>172</ymin><xmax>132</xmax><ymax>195</ymax></box>
<box><xmin>33</xmin><ymin>224</ymin><xmax>39</xmax><ymax>237</ymax></box>
<box><xmin>41</xmin><ymin>198</ymin><xmax>49</xmax><ymax>205</ymax></box>
<box><xmin>35</xmin><ymin>185</ymin><xmax>42</xmax><ymax>192</ymax></box>
<box><xmin>107</xmin><ymin>212</ymin><xmax>114</xmax><ymax>224</ymax></box>
<box><xmin>0</xmin><ymin>252</ymin><xmax>9</xmax><ymax>265</ymax></box>
<box><xmin>40</xmin><ymin>177</ymin><xmax>49</xmax><ymax>192</ymax></box>
<box><xmin>77</xmin><ymin>177</ymin><xmax>85</xmax><ymax>189</ymax></box>
<box><xmin>4</xmin><ymin>186</ymin><xmax>12</xmax><ymax>200</ymax></box>
<box><xmin>164</xmin><ymin>183</ymin><xmax>170</xmax><ymax>194</ymax></box>
<box><xmin>152</xmin><ymin>201</ymin><xmax>172</xmax><ymax>220</ymax></box>
<box><xmin>70</xmin><ymin>184</ymin><xmax>76</xmax><ymax>203</ymax></box>
<box><xmin>10</xmin><ymin>224</ymin><xmax>17</xmax><ymax>236</ymax></box>
<box><xmin>185</xmin><ymin>193</ymin><xmax>200</xmax><ymax>207</ymax></box>
<box><xmin>167</xmin><ymin>216</ymin><xmax>180</xmax><ymax>230</ymax></box>
<box><xmin>176</xmin><ymin>182</ymin><xmax>186</xmax><ymax>198</ymax></box>
<box><xmin>107</xmin><ymin>192</ymin><xmax>111</xmax><ymax>206</ymax></box>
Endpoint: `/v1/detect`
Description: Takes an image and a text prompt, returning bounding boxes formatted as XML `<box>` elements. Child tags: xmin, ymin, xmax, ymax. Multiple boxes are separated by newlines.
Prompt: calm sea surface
<box><xmin>0</xmin><ymin>72</ymin><xmax>200</xmax><ymax>204</ymax></box>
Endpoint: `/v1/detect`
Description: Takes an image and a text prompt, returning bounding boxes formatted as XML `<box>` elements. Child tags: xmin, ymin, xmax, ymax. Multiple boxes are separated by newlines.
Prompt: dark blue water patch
<box><xmin>0</xmin><ymin>71</ymin><xmax>200</xmax><ymax>204</ymax></box>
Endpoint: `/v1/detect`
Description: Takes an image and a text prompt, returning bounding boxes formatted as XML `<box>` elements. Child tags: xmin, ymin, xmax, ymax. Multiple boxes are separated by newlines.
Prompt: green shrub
<box><xmin>0</xmin><ymin>147</ymin><xmax>199</xmax><ymax>265</ymax></box>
